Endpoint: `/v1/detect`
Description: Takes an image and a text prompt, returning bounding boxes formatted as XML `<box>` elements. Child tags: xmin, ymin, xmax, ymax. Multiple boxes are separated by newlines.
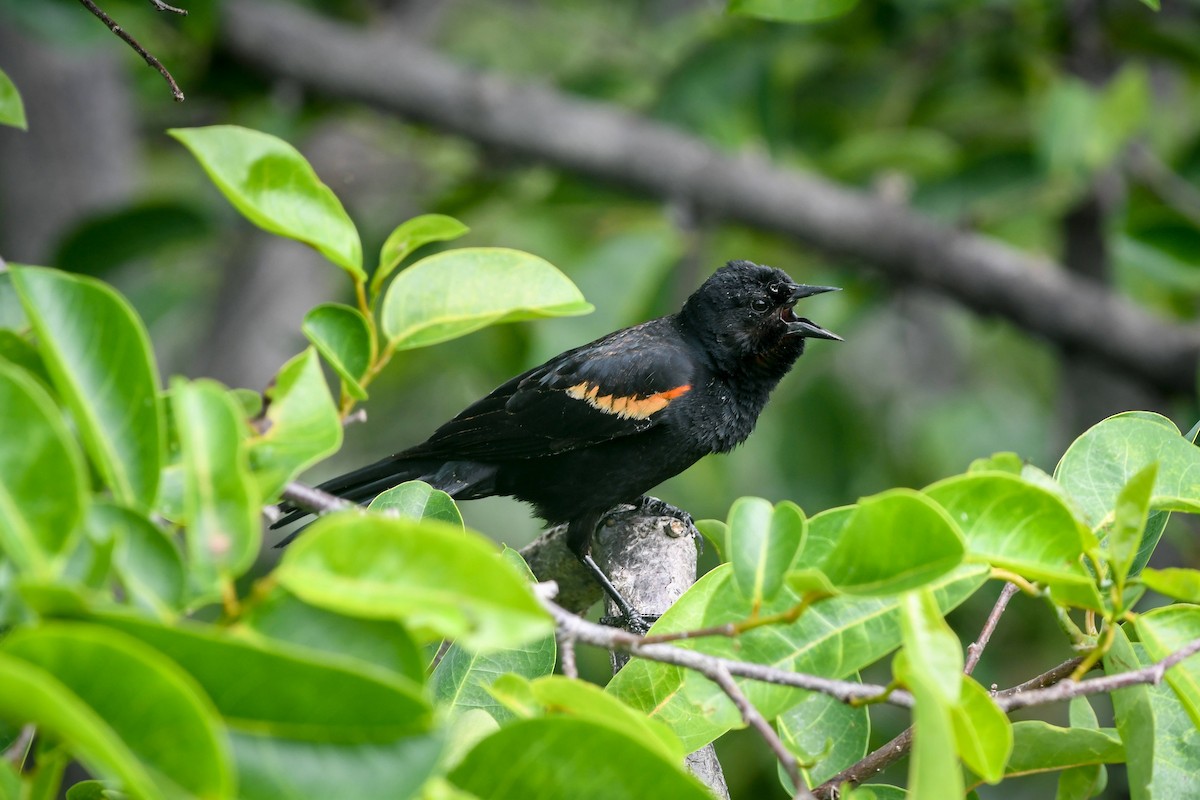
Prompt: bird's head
<box><xmin>680</xmin><ymin>260</ymin><xmax>841</xmax><ymax>378</ymax></box>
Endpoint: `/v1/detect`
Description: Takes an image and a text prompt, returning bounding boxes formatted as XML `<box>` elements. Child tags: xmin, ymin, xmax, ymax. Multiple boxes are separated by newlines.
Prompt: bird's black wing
<box><xmin>403</xmin><ymin>320</ymin><xmax>697</xmax><ymax>462</ymax></box>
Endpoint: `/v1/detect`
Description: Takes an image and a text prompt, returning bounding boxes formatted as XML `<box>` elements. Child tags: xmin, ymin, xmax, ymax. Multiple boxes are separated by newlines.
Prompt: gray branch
<box><xmin>221</xmin><ymin>0</ymin><xmax>1200</xmax><ymax>394</ymax></box>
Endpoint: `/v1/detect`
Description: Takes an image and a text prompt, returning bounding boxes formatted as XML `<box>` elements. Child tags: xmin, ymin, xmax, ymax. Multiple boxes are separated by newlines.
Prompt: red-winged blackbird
<box><xmin>275</xmin><ymin>260</ymin><xmax>839</xmax><ymax>624</ymax></box>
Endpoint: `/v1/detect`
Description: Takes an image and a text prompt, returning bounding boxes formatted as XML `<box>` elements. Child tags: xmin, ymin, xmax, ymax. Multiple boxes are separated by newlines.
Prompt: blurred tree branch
<box><xmin>221</xmin><ymin>0</ymin><xmax>1200</xmax><ymax>396</ymax></box>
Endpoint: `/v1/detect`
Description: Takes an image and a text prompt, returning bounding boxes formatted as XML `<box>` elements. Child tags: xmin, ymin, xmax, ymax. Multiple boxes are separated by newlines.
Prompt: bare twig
<box><xmin>342</xmin><ymin>408</ymin><xmax>368</xmax><ymax>428</ymax></box>
<box><xmin>557</xmin><ymin>630</ymin><xmax>578</xmax><ymax>679</ymax></box>
<box><xmin>280</xmin><ymin>480</ymin><xmax>353</xmax><ymax>516</ymax></box>
<box><xmin>148</xmin><ymin>0</ymin><xmax>188</xmax><ymax>13</ymax></box>
<box><xmin>221</xmin><ymin>0</ymin><xmax>1200</xmax><ymax>395</ymax></box>
<box><xmin>78</xmin><ymin>0</ymin><xmax>185</xmax><ymax>101</ymax></box>
<box><xmin>710</xmin><ymin>664</ymin><xmax>813</xmax><ymax>800</ymax></box>
<box><xmin>965</xmin><ymin>582</ymin><xmax>1020</xmax><ymax>675</ymax></box>
<box><xmin>993</xmin><ymin>656</ymin><xmax>1086</xmax><ymax>699</ymax></box>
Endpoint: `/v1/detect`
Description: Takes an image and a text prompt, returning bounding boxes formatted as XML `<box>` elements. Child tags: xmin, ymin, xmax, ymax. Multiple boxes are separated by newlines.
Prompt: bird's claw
<box><xmin>635</xmin><ymin>496</ymin><xmax>695</xmax><ymax>530</ymax></box>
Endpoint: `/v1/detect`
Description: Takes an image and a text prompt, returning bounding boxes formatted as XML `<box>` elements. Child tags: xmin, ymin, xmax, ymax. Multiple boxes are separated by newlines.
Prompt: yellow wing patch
<box><xmin>565</xmin><ymin>382</ymin><xmax>691</xmax><ymax>420</ymax></box>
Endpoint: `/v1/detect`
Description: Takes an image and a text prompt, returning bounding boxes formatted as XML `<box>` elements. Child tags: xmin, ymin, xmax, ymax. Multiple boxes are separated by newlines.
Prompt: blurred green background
<box><xmin>3</xmin><ymin>0</ymin><xmax>1200</xmax><ymax>795</ymax></box>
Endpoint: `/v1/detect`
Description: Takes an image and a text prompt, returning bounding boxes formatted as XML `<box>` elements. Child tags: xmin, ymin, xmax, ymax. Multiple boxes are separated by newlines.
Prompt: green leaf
<box><xmin>94</xmin><ymin>610</ymin><xmax>440</xmax><ymax>799</ymax></box>
<box><xmin>276</xmin><ymin>513</ymin><xmax>553</xmax><ymax>652</ymax></box>
<box><xmin>1140</xmin><ymin>568</ymin><xmax>1200</xmax><ymax>602</ymax></box>
<box><xmin>906</xmin><ymin>678</ymin><xmax>963</xmax><ymax>800</ymax></box>
<box><xmin>694</xmin><ymin>519</ymin><xmax>727</xmax><ymax>562</ymax></box>
<box><xmin>1110</xmin><ymin>463</ymin><xmax>1157</xmax><ymax>591</ymax></box>
<box><xmin>526</xmin><ymin>677</ymin><xmax>685</xmax><ymax>763</ymax></box>
<box><xmin>240</xmin><ymin>587</ymin><xmax>426</xmax><ymax>682</ymax></box>
<box><xmin>1</xmin><ymin>623</ymin><xmax>231</xmax><ymax>799</ymax></box>
<box><xmin>727</xmin><ymin>0</ymin><xmax>859</xmax><ymax>23</ymax></box>
<box><xmin>11</xmin><ymin>266</ymin><xmax>162</xmax><ymax>510</ymax></box>
<box><xmin>1058</xmin><ymin>699</ymin><xmax>1107</xmax><ymax>800</ymax></box>
<box><xmin>172</xmin><ymin>378</ymin><xmax>261</xmax><ymax>593</ymax></box>
<box><xmin>0</xmin><ymin>363</ymin><xmax>87</xmax><ymax>572</ymax></box>
<box><xmin>1138</xmin><ymin>0</ymin><xmax>1160</xmax><ymax>9</ymax></box>
<box><xmin>899</xmin><ymin>589</ymin><xmax>963</xmax><ymax>704</ymax></box>
<box><xmin>1004</xmin><ymin>721</ymin><xmax>1124</xmax><ymax>778</ymax></box>
<box><xmin>968</xmin><ymin>452</ymin><xmax>1024</xmax><ymax>475</ymax></box>
<box><xmin>1106</xmin><ymin>628</ymin><xmax>1200</xmax><ymax>798</ymax></box>
<box><xmin>607</xmin><ymin>564</ymin><xmax>988</xmax><ymax>750</ymax></box>
<box><xmin>0</xmin><ymin>68</ymin><xmax>26</xmax><ymax>130</ymax></box>
<box><xmin>54</xmin><ymin>201</ymin><xmax>212</xmax><ymax>278</ymax></box>
<box><xmin>951</xmin><ymin>677</ymin><xmax>1012</xmax><ymax>784</ymax></box>
<box><xmin>0</xmin><ymin>653</ymin><xmax>162</xmax><ymax>800</ymax></box>
<box><xmin>1135</xmin><ymin>605</ymin><xmax>1200</xmax><ymax>730</ymax></box>
<box><xmin>248</xmin><ymin>348</ymin><xmax>343</xmax><ymax>500</ymax></box>
<box><xmin>815</xmin><ymin>490</ymin><xmax>964</xmax><ymax>595</ymax></box>
<box><xmin>728</xmin><ymin>498</ymin><xmax>805</xmax><ymax>605</ymax></box>
<box><xmin>431</xmin><ymin>620</ymin><xmax>556</xmax><ymax>722</ymax></box>
<box><xmin>381</xmin><ymin>248</ymin><xmax>592</xmax><ymax>350</ymax></box>
<box><xmin>302</xmin><ymin>304</ymin><xmax>371</xmax><ymax>400</ymax></box>
<box><xmin>372</xmin><ymin>214</ymin><xmax>470</xmax><ymax>296</ymax></box>
<box><xmin>449</xmin><ymin>717</ymin><xmax>710</xmax><ymax>800</ymax></box>
<box><xmin>1056</xmin><ymin>413</ymin><xmax>1200</xmax><ymax>575</ymax></box>
<box><xmin>169</xmin><ymin>125</ymin><xmax>363</xmax><ymax>278</ymax></box>
<box><xmin>91</xmin><ymin>503</ymin><xmax>185</xmax><ymax>617</ymax></box>
<box><xmin>777</xmin><ymin>684</ymin><xmax>869</xmax><ymax>789</ymax></box>
<box><xmin>925</xmin><ymin>472</ymin><xmax>1091</xmax><ymax>586</ymax></box>
<box><xmin>370</xmin><ymin>481</ymin><xmax>464</xmax><ymax>528</ymax></box>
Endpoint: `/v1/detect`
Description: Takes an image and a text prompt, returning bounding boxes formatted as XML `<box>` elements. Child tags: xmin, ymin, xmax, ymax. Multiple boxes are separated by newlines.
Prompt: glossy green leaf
<box><xmin>968</xmin><ymin>452</ymin><xmax>1023</xmax><ymax>474</ymax></box>
<box><xmin>899</xmin><ymin>589</ymin><xmax>962</xmax><ymax>704</ymax></box>
<box><xmin>728</xmin><ymin>498</ymin><xmax>805</xmax><ymax>605</ymax></box>
<box><xmin>1110</xmin><ymin>463</ymin><xmax>1157</xmax><ymax>591</ymax></box>
<box><xmin>816</xmin><ymin>490</ymin><xmax>964</xmax><ymax>595</ymax></box>
<box><xmin>1135</xmin><ymin>605</ymin><xmax>1200</xmax><ymax>729</ymax></box>
<box><xmin>302</xmin><ymin>304</ymin><xmax>371</xmax><ymax>400</ymax></box>
<box><xmin>432</xmin><ymin>619</ymin><xmax>556</xmax><ymax>722</ymax></box>
<box><xmin>381</xmin><ymin>248</ymin><xmax>592</xmax><ymax>350</ymax></box>
<box><xmin>951</xmin><ymin>677</ymin><xmax>1012</xmax><ymax>784</ymax></box>
<box><xmin>449</xmin><ymin>717</ymin><xmax>710</xmax><ymax>800</ymax></box>
<box><xmin>607</xmin><ymin>563</ymin><xmax>987</xmax><ymax>750</ymax></box>
<box><xmin>1056</xmin><ymin>413</ymin><xmax>1200</xmax><ymax>523</ymax></box>
<box><xmin>694</xmin><ymin>519</ymin><xmax>727</xmax><ymax>562</ymax></box>
<box><xmin>925</xmin><ymin>472</ymin><xmax>1090</xmax><ymax>586</ymax></box>
<box><xmin>248</xmin><ymin>348</ymin><xmax>342</xmax><ymax>500</ymax></box>
<box><xmin>727</xmin><ymin>0</ymin><xmax>859</xmax><ymax>23</ymax></box>
<box><xmin>370</xmin><ymin>481</ymin><xmax>464</xmax><ymax>529</ymax></box>
<box><xmin>906</xmin><ymin>677</ymin><xmax>963</xmax><ymax>800</ymax></box>
<box><xmin>11</xmin><ymin>266</ymin><xmax>162</xmax><ymax>510</ymax></box>
<box><xmin>0</xmin><ymin>68</ymin><xmax>26</xmax><ymax>130</ymax></box>
<box><xmin>1106</xmin><ymin>628</ymin><xmax>1200</xmax><ymax>798</ymax></box>
<box><xmin>1140</xmin><ymin>568</ymin><xmax>1200</xmax><ymax>602</ymax></box>
<box><xmin>526</xmin><ymin>676</ymin><xmax>685</xmax><ymax>763</ymax></box>
<box><xmin>172</xmin><ymin>378</ymin><xmax>260</xmax><ymax>593</ymax></box>
<box><xmin>240</xmin><ymin>587</ymin><xmax>426</xmax><ymax>683</ymax></box>
<box><xmin>91</xmin><ymin>503</ymin><xmax>185</xmax><ymax>617</ymax></box>
<box><xmin>0</xmin><ymin>653</ymin><xmax>161</xmax><ymax>800</ymax></box>
<box><xmin>277</xmin><ymin>514</ymin><xmax>553</xmax><ymax>651</ymax></box>
<box><xmin>1003</xmin><ymin>721</ymin><xmax>1124</xmax><ymax>778</ymax></box>
<box><xmin>777</xmin><ymin>684</ymin><xmax>869</xmax><ymax>789</ymax></box>
<box><xmin>372</xmin><ymin>214</ymin><xmax>470</xmax><ymax>296</ymax></box>
<box><xmin>1058</xmin><ymin>698</ymin><xmax>1107</xmax><ymax>800</ymax></box>
<box><xmin>2</xmin><ymin>623</ymin><xmax>231</xmax><ymax>799</ymax></box>
<box><xmin>169</xmin><ymin>125</ymin><xmax>363</xmax><ymax>278</ymax></box>
<box><xmin>0</xmin><ymin>363</ymin><xmax>87</xmax><ymax>572</ymax></box>
<box><xmin>96</xmin><ymin>610</ymin><xmax>441</xmax><ymax>798</ymax></box>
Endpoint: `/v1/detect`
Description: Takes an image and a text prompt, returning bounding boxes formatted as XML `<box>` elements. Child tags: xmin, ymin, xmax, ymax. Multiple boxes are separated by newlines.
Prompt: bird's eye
<box><xmin>751</xmin><ymin>297</ymin><xmax>770</xmax><ymax>313</ymax></box>
<box><xmin>768</xmin><ymin>283</ymin><xmax>780</xmax><ymax>295</ymax></box>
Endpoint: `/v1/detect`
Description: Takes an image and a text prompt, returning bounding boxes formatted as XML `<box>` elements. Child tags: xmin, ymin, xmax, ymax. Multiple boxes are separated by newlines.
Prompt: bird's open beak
<box><xmin>789</xmin><ymin>284</ymin><xmax>840</xmax><ymax>301</ymax></box>
<box><xmin>786</xmin><ymin>284</ymin><xmax>842</xmax><ymax>341</ymax></box>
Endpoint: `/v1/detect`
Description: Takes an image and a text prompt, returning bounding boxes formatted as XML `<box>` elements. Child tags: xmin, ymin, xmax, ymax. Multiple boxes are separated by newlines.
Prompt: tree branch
<box><xmin>220</xmin><ymin>0</ymin><xmax>1200</xmax><ymax>394</ymax></box>
<box><xmin>78</xmin><ymin>0</ymin><xmax>185</xmax><ymax>101</ymax></box>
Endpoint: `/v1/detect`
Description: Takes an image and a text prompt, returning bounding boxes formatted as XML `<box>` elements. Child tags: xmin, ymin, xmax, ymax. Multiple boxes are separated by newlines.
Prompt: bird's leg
<box><xmin>566</xmin><ymin>515</ymin><xmax>656</xmax><ymax>634</ymax></box>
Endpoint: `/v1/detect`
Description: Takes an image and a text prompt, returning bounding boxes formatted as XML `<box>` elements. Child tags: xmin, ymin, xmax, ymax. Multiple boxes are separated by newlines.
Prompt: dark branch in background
<box><xmin>77</xmin><ymin>0</ymin><xmax>185</xmax><ymax>101</ymax></box>
<box><xmin>220</xmin><ymin>0</ymin><xmax>1200</xmax><ymax>395</ymax></box>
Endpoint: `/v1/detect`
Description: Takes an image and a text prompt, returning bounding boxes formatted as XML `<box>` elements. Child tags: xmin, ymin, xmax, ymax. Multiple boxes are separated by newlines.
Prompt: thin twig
<box><xmin>280</xmin><ymin>480</ymin><xmax>353</xmax><ymax>516</ymax></box>
<box><xmin>965</xmin><ymin>582</ymin><xmax>1019</xmax><ymax>675</ymax></box>
<box><xmin>710</xmin><ymin>664</ymin><xmax>813</xmax><ymax>800</ymax></box>
<box><xmin>77</xmin><ymin>0</ymin><xmax>185</xmax><ymax>101</ymax></box>
<box><xmin>148</xmin><ymin>0</ymin><xmax>188</xmax><ymax>13</ymax></box>
<box><xmin>342</xmin><ymin>408</ymin><xmax>368</xmax><ymax>428</ymax></box>
<box><xmin>557</xmin><ymin>630</ymin><xmax>579</xmax><ymax>679</ymax></box>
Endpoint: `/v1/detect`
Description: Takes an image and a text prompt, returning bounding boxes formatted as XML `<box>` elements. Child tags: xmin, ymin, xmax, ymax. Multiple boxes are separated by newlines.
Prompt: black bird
<box><xmin>274</xmin><ymin>260</ymin><xmax>840</xmax><ymax>626</ymax></box>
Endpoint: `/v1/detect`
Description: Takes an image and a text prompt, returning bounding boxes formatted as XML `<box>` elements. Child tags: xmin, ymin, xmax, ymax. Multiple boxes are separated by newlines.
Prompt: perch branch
<box><xmin>78</xmin><ymin>0</ymin><xmax>184</xmax><ymax>101</ymax></box>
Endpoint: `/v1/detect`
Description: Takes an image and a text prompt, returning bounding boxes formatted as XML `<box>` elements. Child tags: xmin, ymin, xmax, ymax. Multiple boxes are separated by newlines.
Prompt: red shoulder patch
<box><xmin>565</xmin><ymin>382</ymin><xmax>691</xmax><ymax>420</ymax></box>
